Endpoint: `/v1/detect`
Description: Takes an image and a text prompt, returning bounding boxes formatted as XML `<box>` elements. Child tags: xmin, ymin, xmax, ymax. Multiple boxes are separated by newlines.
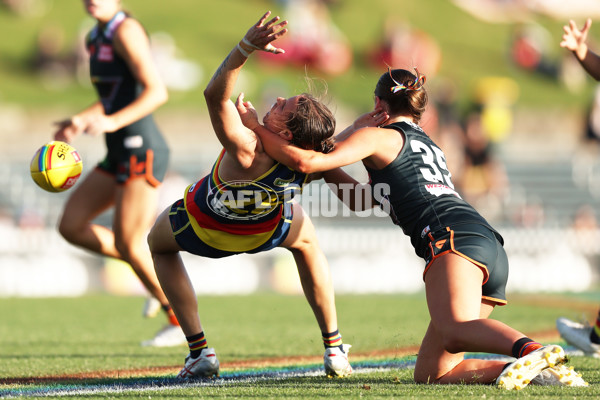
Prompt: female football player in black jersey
<box><xmin>53</xmin><ymin>0</ymin><xmax>180</xmax><ymax>347</ymax></box>
<box><xmin>245</xmin><ymin>68</ymin><xmax>587</xmax><ymax>389</ymax></box>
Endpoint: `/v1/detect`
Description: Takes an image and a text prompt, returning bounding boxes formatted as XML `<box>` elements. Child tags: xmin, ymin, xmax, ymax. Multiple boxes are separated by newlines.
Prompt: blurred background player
<box><xmin>147</xmin><ymin>11</ymin><xmax>351</xmax><ymax>379</ymax></box>
<box><xmin>53</xmin><ymin>0</ymin><xmax>183</xmax><ymax>347</ymax></box>
<box><xmin>247</xmin><ymin>68</ymin><xmax>587</xmax><ymax>389</ymax></box>
<box><xmin>556</xmin><ymin>17</ymin><xmax>600</xmax><ymax>358</ymax></box>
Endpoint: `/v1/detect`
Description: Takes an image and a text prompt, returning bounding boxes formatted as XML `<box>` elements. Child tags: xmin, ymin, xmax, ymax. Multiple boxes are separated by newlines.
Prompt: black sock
<box><xmin>511</xmin><ymin>337</ymin><xmax>541</xmax><ymax>358</ymax></box>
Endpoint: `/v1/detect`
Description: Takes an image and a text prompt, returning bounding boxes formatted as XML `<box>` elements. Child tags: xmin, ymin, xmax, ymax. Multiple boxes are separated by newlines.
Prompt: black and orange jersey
<box><xmin>366</xmin><ymin>121</ymin><xmax>501</xmax><ymax>258</ymax></box>
<box><xmin>86</xmin><ymin>11</ymin><xmax>169</xmax><ymax>182</ymax></box>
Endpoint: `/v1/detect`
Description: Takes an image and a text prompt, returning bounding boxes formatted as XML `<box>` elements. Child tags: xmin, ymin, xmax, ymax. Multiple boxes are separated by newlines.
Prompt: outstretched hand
<box><xmin>242</xmin><ymin>11</ymin><xmax>288</xmax><ymax>54</ymax></box>
<box><xmin>561</xmin><ymin>18</ymin><xmax>592</xmax><ymax>59</ymax></box>
<box><xmin>235</xmin><ymin>92</ymin><xmax>261</xmax><ymax>130</ymax></box>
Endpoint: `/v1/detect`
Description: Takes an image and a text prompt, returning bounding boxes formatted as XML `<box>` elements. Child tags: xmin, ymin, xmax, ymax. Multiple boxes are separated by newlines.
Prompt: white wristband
<box><xmin>242</xmin><ymin>37</ymin><xmax>262</xmax><ymax>50</ymax></box>
<box><xmin>236</xmin><ymin>43</ymin><xmax>250</xmax><ymax>58</ymax></box>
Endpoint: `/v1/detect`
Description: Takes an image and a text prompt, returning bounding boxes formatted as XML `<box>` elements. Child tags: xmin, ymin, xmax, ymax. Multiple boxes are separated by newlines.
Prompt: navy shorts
<box><xmin>423</xmin><ymin>224</ymin><xmax>509</xmax><ymax>305</ymax></box>
<box><xmin>168</xmin><ymin>199</ymin><xmax>293</xmax><ymax>259</ymax></box>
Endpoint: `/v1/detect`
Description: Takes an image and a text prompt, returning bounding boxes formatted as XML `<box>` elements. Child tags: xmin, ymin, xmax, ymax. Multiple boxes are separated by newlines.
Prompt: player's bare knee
<box><xmin>57</xmin><ymin>217</ymin><xmax>77</xmax><ymax>243</ymax></box>
<box><xmin>441</xmin><ymin>333</ymin><xmax>467</xmax><ymax>354</ymax></box>
<box><xmin>114</xmin><ymin>237</ymin><xmax>135</xmax><ymax>261</ymax></box>
<box><xmin>413</xmin><ymin>368</ymin><xmax>439</xmax><ymax>384</ymax></box>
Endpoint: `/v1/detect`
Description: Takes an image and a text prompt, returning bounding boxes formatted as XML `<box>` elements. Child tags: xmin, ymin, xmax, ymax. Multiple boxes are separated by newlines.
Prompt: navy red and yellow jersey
<box><xmin>182</xmin><ymin>149</ymin><xmax>308</xmax><ymax>253</ymax></box>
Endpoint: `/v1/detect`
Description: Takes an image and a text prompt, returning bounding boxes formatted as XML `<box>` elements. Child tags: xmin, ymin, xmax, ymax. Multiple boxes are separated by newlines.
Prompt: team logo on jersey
<box><xmin>98</xmin><ymin>44</ymin><xmax>113</xmax><ymax>62</ymax></box>
<box><xmin>207</xmin><ymin>180</ymin><xmax>277</xmax><ymax>220</ymax></box>
<box><xmin>274</xmin><ymin>175</ymin><xmax>295</xmax><ymax>187</ymax></box>
<box><xmin>420</xmin><ymin>225</ymin><xmax>431</xmax><ymax>238</ymax></box>
<box><xmin>424</xmin><ymin>183</ymin><xmax>461</xmax><ymax>199</ymax></box>
<box><xmin>434</xmin><ymin>239</ymin><xmax>447</xmax><ymax>250</ymax></box>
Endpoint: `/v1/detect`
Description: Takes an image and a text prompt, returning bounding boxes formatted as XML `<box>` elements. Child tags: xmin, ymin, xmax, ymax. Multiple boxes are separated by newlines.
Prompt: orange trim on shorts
<box><xmin>423</xmin><ymin>227</ymin><xmax>490</xmax><ymax>285</ymax></box>
<box><xmin>483</xmin><ymin>295</ymin><xmax>507</xmax><ymax>306</ymax></box>
<box><xmin>144</xmin><ymin>150</ymin><xmax>161</xmax><ymax>187</ymax></box>
<box><xmin>123</xmin><ymin>151</ymin><xmax>161</xmax><ymax>187</ymax></box>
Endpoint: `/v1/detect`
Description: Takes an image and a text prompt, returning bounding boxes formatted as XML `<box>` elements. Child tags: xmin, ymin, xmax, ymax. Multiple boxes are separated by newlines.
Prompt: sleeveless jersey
<box><xmin>86</xmin><ymin>11</ymin><xmax>168</xmax><ymax>158</ymax></box>
<box><xmin>183</xmin><ymin>149</ymin><xmax>308</xmax><ymax>252</ymax></box>
<box><xmin>365</xmin><ymin>121</ymin><xmax>500</xmax><ymax>258</ymax></box>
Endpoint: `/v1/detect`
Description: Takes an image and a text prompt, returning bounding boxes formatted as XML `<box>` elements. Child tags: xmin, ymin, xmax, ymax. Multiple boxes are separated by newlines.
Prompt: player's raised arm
<box><xmin>204</xmin><ymin>11</ymin><xmax>288</xmax><ymax>169</ymax></box>
<box><xmin>561</xmin><ymin>18</ymin><xmax>600</xmax><ymax>81</ymax></box>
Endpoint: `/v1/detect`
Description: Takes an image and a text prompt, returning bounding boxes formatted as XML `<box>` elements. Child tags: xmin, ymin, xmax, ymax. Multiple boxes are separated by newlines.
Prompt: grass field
<box><xmin>1</xmin><ymin>293</ymin><xmax>600</xmax><ymax>398</ymax></box>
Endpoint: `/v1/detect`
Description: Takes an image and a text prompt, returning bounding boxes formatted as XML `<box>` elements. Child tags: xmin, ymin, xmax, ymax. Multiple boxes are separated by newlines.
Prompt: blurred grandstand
<box><xmin>2</xmin><ymin>0</ymin><xmax>600</xmax><ymax>297</ymax></box>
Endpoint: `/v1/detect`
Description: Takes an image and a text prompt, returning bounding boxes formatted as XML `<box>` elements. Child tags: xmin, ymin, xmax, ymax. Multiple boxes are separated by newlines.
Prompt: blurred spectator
<box><xmin>425</xmin><ymin>78</ymin><xmax>466</xmax><ymax>181</ymax></box>
<box><xmin>473</xmin><ymin>76</ymin><xmax>519</xmax><ymax>144</ymax></box>
<box><xmin>261</xmin><ymin>0</ymin><xmax>352</xmax><ymax>76</ymax></box>
<box><xmin>150</xmin><ymin>32</ymin><xmax>203</xmax><ymax>91</ymax></box>
<box><xmin>30</xmin><ymin>24</ymin><xmax>78</xmax><ymax>90</ymax></box>
<box><xmin>510</xmin><ymin>23</ymin><xmax>559</xmax><ymax>80</ymax></box>
<box><xmin>457</xmin><ymin>105</ymin><xmax>509</xmax><ymax>222</ymax></box>
<box><xmin>1</xmin><ymin>0</ymin><xmax>49</xmax><ymax>17</ymax></box>
<box><xmin>572</xmin><ymin>204</ymin><xmax>599</xmax><ymax>232</ymax></box>
<box><xmin>368</xmin><ymin>17</ymin><xmax>441</xmax><ymax>78</ymax></box>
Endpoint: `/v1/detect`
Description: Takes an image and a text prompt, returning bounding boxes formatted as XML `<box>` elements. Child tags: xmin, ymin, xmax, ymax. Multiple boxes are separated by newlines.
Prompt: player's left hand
<box><xmin>243</xmin><ymin>11</ymin><xmax>288</xmax><ymax>54</ymax></box>
<box><xmin>236</xmin><ymin>92</ymin><xmax>261</xmax><ymax>130</ymax></box>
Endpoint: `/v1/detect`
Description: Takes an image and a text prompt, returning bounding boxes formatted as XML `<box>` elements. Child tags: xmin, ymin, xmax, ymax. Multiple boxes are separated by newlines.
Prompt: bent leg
<box><xmin>415</xmin><ymin>302</ymin><xmax>508</xmax><ymax>384</ymax></box>
<box><xmin>280</xmin><ymin>202</ymin><xmax>337</xmax><ymax>333</ymax></box>
<box><xmin>414</xmin><ymin>253</ymin><xmax>527</xmax><ymax>384</ymax></box>
<box><xmin>57</xmin><ymin>169</ymin><xmax>120</xmax><ymax>257</ymax></box>
<box><xmin>113</xmin><ymin>178</ymin><xmax>168</xmax><ymax>304</ymax></box>
<box><xmin>148</xmin><ymin>207</ymin><xmax>203</xmax><ymax>336</ymax></box>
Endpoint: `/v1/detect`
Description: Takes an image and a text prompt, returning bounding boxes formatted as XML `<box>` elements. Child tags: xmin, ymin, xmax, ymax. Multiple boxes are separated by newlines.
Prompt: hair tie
<box><xmin>389</xmin><ymin>67</ymin><xmax>426</xmax><ymax>93</ymax></box>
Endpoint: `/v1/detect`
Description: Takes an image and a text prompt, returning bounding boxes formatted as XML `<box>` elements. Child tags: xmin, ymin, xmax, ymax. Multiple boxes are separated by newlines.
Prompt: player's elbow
<box><xmin>155</xmin><ymin>86</ymin><xmax>168</xmax><ymax>107</ymax></box>
<box><xmin>203</xmin><ymin>86</ymin><xmax>219</xmax><ymax>103</ymax></box>
<box><xmin>294</xmin><ymin>156</ymin><xmax>319</xmax><ymax>174</ymax></box>
<box><xmin>234</xmin><ymin>149</ymin><xmax>256</xmax><ymax>170</ymax></box>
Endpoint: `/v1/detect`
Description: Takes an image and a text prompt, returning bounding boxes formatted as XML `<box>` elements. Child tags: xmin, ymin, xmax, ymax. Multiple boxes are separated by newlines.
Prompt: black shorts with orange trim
<box><xmin>96</xmin><ymin>147</ymin><xmax>169</xmax><ymax>186</ymax></box>
<box><xmin>423</xmin><ymin>224</ymin><xmax>508</xmax><ymax>305</ymax></box>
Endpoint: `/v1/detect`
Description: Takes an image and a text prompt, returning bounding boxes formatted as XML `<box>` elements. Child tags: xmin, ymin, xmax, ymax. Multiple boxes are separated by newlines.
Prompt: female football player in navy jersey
<box><xmin>53</xmin><ymin>0</ymin><xmax>181</xmax><ymax>347</ymax></box>
<box><xmin>245</xmin><ymin>67</ymin><xmax>587</xmax><ymax>389</ymax></box>
<box><xmin>147</xmin><ymin>12</ymin><xmax>351</xmax><ymax>379</ymax></box>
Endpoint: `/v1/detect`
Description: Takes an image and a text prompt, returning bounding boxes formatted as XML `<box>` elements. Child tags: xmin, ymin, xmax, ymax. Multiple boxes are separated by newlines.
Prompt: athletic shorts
<box><xmin>423</xmin><ymin>224</ymin><xmax>509</xmax><ymax>305</ymax></box>
<box><xmin>96</xmin><ymin>148</ymin><xmax>169</xmax><ymax>186</ymax></box>
<box><xmin>168</xmin><ymin>199</ymin><xmax>293</xmax><ymax>258</ymax></box>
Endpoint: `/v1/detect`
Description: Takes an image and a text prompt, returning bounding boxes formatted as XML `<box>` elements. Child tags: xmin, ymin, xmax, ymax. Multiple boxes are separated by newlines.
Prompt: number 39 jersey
<box><xmin>365</xmin><ymin>121</ymin><xmax>500</xmax><ymax>258</ymax></box>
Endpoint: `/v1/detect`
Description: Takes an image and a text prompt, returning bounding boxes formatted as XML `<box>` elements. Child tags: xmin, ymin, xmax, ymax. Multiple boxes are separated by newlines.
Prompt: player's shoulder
<box><xmin>114</xmin><ymin>16</ymin><xmax>147</xmax><ymax>42</ymax></box>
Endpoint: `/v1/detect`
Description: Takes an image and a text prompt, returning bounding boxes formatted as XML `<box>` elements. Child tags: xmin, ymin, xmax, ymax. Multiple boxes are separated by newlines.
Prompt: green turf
<box><xmin>1</xmin><ymin>293</ymin><xmax>600</xmax><ymax>398</ymax></box>
<box><xmin>0</xmin><ymin>0</ymin><xmax>598</xmax><ymax>115</ymax></box>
